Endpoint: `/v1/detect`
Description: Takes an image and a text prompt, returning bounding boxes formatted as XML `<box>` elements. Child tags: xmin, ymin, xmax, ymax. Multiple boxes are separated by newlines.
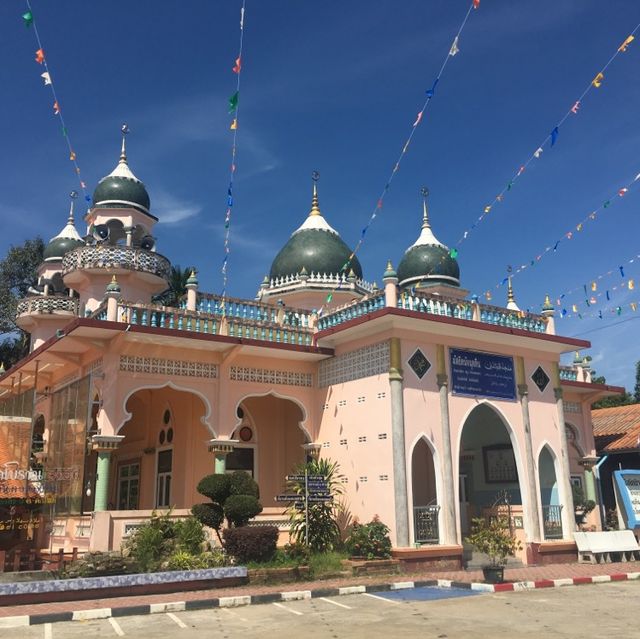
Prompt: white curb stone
<box><xmin>281</xmin><ymin>590</ymin><xmax>312</xmax><ymax>601</ymax></box>
<box><xmin>339</xmin><ymin>586</ymin><xmax>366</xmax><ymax>595</ymax></box>
<box><xmin>219</xmin><ymin>596</ymin><xmax>251</xmax><ymax>607</ymax></box>
<box><xmin>72</xmin><ymin>608</ymin><xmax>112</xmax><ymax>621</ymax></box>
<box><xmin>390</xmin><ymin>581</ymin><xmax>414</xmax><ymax>590</ymax></box>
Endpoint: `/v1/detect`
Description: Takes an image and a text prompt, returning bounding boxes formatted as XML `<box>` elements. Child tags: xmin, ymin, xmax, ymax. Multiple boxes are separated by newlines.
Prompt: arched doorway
<box><xmin>114</xmin><ymin>386</ymin><xmax>208</xmax><ymax>511</ymax></box>
<box><xmin>411</xmin><ymin>438</ymin><xmax>439</xmax><ymax>544</ymax></box>
<box><xmin>538</xmin><ymin>445</ymin><xmax>562</xmax><ymax>539</ymax></box>
<box><xmin>459</xmin><ymin>404</ymin><xmax>523</xmax><ymax>536</ymax></box>
<box><xmin>235</xmin><ymin>394</ymin><xmax>309</xmax><ymax>507</ymax></box>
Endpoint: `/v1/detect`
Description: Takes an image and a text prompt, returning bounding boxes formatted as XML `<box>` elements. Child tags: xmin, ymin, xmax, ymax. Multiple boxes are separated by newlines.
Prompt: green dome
<box><xmin>92</xmin><ymin>142</ymin><xmax>150</xmax><ymax>214</ymax></box>
<box><xmin>269</xmin><ymin>183</ymin><xmax>362</xmax><ymax>280</ymax></box>
<box><xmin>270</xmin><ymin>229</ymin><xmax>362</xmax><ymax>280</ymax></box>
<box><xmin>43</xmin><ymin>205</ymin><xmax>84</xmax><ymax>262</ymax></box>
<box><xmin>397</xmin><ymin>244</ymin><xmax>459</xmax><ymax>288</ymax></box>
<box><xmin>43</xmin><ymin>236</ymin><xmax>84</xmax><ymax>261</ymax></box>
<box><xmin>396</xmin><ymin>200</ymin><xmax>460</xmax><ymax>288</ymax></box>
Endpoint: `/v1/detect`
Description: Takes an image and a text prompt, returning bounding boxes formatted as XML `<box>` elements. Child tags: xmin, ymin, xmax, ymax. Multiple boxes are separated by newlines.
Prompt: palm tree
<box><xmin>153</xmin><ymin>265</ymin><xmax>195</xmax><ymax>307</ymax></box>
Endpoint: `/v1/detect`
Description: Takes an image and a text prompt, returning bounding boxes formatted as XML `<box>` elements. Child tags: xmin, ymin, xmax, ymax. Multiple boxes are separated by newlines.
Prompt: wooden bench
<box><xmin>573</xmin><ymin>531</ymin><xmax>640</xmax><ymax>564</ymax></box>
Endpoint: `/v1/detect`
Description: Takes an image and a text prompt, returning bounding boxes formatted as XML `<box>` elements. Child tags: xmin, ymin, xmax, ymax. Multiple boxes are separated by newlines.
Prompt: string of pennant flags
<box><xmin>220</xmin><ymin>1</ymin><xmax>247</xmax><ymax>304</ymax></box>
<box><xmin>482</xmin><ymin>168</ymin><xmax>640</xmax><ymax>302</ymax></box>
<box><xmin>319</xmin><ymin>0</ymin><xmax>481</xmax><ymax>309</ymax></box>
<box><xmin>553</xmin><ymin>251</ymin><xmax>640</xmax><ymax>310</ymax></box>
<box><xmin>455</xmin><ymin>25</ymin><xmax>639</xmax><ymax>248</ymax></box>
<box><xmin>22</xmin><ymin>3</ymin><xmax>91</xmax><ymax>207</ymax></box>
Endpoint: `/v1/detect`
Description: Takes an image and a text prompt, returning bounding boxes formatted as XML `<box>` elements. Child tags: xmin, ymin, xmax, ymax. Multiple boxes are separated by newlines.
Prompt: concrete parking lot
<box><xmin>3</xmin><ymin>581</ymin><xmax>637</xmax><ymax>639</ymax></box>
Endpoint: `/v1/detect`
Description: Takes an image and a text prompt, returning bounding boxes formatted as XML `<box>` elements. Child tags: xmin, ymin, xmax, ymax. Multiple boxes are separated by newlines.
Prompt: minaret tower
<box><xmin>61</xmin><ymin>125</ymin><xmax>170</xmax><ymax>313</ymax></box>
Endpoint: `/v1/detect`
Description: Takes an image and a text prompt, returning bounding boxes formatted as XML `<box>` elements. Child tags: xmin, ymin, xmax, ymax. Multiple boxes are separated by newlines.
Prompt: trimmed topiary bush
<box><xmin>192</xmin><ymin>471</ymin><xmax>263</xmax><ymax>544</ymax></box>
<box><xmin>224</xmin><ymin>494</ymin><xmax>263</xmax><ymax>527</ymax></box>
<box><xmin>223</xmin><ymin>526</ymin><xmax>278</xmax><ymax>563</ymax></box>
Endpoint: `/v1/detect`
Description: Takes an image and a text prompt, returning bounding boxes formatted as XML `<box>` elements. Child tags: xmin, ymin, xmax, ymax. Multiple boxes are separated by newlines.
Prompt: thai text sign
<box><xmin>450</xmin><ymin>348</ymin><xmax>516</xmax><ymax>400</ymax></box>
<box><xmin>613</xmin><ymin>470</ymin><xmax>640</xmax><ymax>529</ymax></box>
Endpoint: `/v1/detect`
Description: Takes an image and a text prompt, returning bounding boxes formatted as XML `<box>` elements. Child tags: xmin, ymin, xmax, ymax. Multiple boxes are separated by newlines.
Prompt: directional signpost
<box><xmin>275</xmin><ymin>469</ymin><xmax>332</xmax><ymax>545</ymax></box>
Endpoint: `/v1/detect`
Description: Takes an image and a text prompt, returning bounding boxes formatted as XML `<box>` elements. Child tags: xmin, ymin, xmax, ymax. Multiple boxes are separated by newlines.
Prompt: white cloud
<box><xmin>153</xmin><ymin>191</ymin><xmax>203</xmax><ymax>225</ymax></box>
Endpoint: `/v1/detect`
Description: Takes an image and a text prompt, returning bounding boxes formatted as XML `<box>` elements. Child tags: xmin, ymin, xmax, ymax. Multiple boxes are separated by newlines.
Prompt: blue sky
<box><xmin>1</xmin><ymin>1</ymin><xmax>640</xmax><ymax>389</ymax></box>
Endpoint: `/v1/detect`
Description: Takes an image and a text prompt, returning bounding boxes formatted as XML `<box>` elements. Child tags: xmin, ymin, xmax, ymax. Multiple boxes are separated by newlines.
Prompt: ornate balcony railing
<box><xmin>100</xmin><ymin>300</ymin><xmax>315</xmax><ymax>346</ymax></box>
<box><xmin>193</xmin><ymin>293</ymin><xmax>315</xmax><ymax>329</ymax></box>
<box><xmin>16</xmin><ymin>296</ymin><xmax>79</xmax><ymax>318</ymax></box>
<box><xmin>316</xmin><ymin>292</ymin><xmax>386</xmax><ymax>331</ymax></box>
<box><xmin>559</xmin><ymin>366</ymin><xmax>578</xmax><ymax>381</ymax></box>
<box><xmin>413</xmin><ymin>503</ymin><xmax>440</xmax><ymax>544</ymax></box>
<box><xmin>317</xmin><ymin>289</ymin><xmax>548</xmax><ymax>334</ymax></box>
<box><xmin>62</xmin><ymin>245</ymin><xmax>172</xmax><ymax>281</ymax></box>
<box><xmin>398</xmin><ymin>292</ymin><xmax>474</xmax><ymax>321</ymax></box>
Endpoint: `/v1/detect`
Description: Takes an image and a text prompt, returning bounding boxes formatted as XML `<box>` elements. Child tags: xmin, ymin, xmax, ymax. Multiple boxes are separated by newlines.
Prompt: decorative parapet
<box><xmin>559</xmin><ymin>366</ymin><xmax>578</xmax><ymax>381</ymax></box>
<box><xmin>318</xmin><ymin>289</ymin><xmax>548</xmax><ymax>335</ymax></box>
<box><xmin>16</xmin><ymin>295</ymin><xmax>79</xmax><ymax>318</ymax></box>
<box><xmin>258</xmin><ymin>271</ymin><xmax>376</xmax><ymax>298</ymax></box>
<box><xmin>316</xmin><ymin>292</ymin><xmax>386</xmax><ymax>331</ymax></box>
<box><xmin>62</xmin><ymin>245</ymin><xmax>171</xmax><ymax>281</ymax></box>
<box><xmin>98</xmin><ymin>299</ymin><xmax>315</xmax><ymax>347</ymax></box>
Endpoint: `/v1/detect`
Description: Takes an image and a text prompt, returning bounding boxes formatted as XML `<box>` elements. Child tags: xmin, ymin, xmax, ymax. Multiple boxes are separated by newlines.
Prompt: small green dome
<box><xmin>43</xmin><ymin>236</ymin><xmax>84</xmax><ymax>261</ymax></box>
<box><xmin>92</xmin><ymin>141</ymin><xmax>150</xmax><ymax>214</ymax></box>
<box><xmin>269</xmin><ymin>182</ymin><xmax>362</xmax><ymax>280</ymax></box>
<box><xmin>43</xmin><ymin>204</ymin><xmax>84</xmax><ymax>262</ymax></box>
<box><xmin>396</xmin><ymin>199</ymin><xmax>460</xmax><ymax>288</ymax></box>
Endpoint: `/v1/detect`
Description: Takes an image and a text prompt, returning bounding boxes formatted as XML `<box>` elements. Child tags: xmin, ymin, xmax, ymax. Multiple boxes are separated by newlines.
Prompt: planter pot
<box><xmin>482</xmin><ymin>565</ymin><xmax>505</xmax><ymax>584</ymax></box>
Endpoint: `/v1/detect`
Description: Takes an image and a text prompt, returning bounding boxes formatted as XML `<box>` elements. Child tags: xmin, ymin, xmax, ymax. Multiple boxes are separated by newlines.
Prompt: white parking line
<box><xmin>220</xmin><ymin>607</ymin><xmax>249</xmax><ymax>623</ymax></box>
<box><xmin>166</xmin><ymin>612</ymin><xmax>187</xmax><ymax>629</ymax></box>
<box><xmin>44</xmin><ymin>623</ymin><xmax>53</xmax><ymax>639</ymax></box>
<box><xmin>362</xmin><ymin>592</ymin><xmax>401</xmax><ymax>604</ymax></box>
<box><xmin>272</xmin><ymin>602</ymin><xmax>304</xmax><ymax>616</ymax></box>
<box><xmin>108</xmin><ymin>617</ymin><xmax>125</xmax><ymax>636</ymax></box>
<box><xmin>319</xmin><ymin>597</ymin><xmax>352</xmax><ymax>610</ymax></box>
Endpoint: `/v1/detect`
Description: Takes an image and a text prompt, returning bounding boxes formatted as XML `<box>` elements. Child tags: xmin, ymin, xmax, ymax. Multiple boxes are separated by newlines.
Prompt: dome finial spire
<box><xmin>420</xmin><ymin>186</ymin><xmax>430</xmax><ymax>229</ymax></box>
<box><xmin>310</xmin><ymin>170</ymin><xmax>321</xmax><ymax>216</ymax></box>
<box><xmin>506</xmin><ymin>267</ymin><xmax>520</xmax><ymax>311</ymax></box>
<box><xmin>120</xmin><ymin>123</ymin><xmax>130</xmax><ymax>164</ymax></box>
<box><xmin>68</xmin><ymin>190</ymin><xmax>78</xmax><ymax>224</ymax></box>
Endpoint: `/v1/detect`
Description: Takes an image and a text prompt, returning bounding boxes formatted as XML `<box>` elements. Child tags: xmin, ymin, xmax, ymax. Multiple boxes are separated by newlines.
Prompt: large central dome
<box><xmin>269</xmin><ymin>180</ymin><xmax>362</xmax><ymax>280</ymax></box>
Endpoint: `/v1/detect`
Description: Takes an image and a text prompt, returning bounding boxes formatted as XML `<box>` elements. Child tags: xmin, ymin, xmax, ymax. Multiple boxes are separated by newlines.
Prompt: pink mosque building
<box><xmin>0</xmin><ymin>136</ymin><xmax>622</xmax><ymax>567</ymax></box>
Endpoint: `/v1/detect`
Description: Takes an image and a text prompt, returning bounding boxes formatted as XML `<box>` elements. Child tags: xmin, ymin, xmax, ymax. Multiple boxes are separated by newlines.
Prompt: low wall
<box><xmin>527</xmin><ymin>541</ymin><xmax>578</xmax><ymax>565</ymax></box>
<box><xmin>392</xmin><ymin>545</ymin><xmax>464</xmax><ymax>572</ymax></box>
<box><xmin>0</xmin><ymin>566</ymin><xmax>247</xmax><ymax>606</ymax></box>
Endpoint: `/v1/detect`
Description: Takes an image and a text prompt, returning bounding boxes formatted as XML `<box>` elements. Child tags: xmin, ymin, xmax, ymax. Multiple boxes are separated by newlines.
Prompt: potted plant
<box><xmin>572</xmin><ymin>484</ymin><xmax>596</xmax><ymax>525</ymax></box>
<box><xmin>465</xmin><ymin>516</ymin><xmax>522</xmax><ymax>584</ymax></box>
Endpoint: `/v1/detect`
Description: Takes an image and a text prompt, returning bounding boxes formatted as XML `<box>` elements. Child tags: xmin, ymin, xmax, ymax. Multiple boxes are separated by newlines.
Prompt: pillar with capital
<box><xmin>91</xmin><ymin>435</ymin><xmax>124</xmax><ymax>511</ymax></box>
<box><xmin>208</xmin><ymin>439</ymin><xmax>239</xmax><ymax>474</ymax></box>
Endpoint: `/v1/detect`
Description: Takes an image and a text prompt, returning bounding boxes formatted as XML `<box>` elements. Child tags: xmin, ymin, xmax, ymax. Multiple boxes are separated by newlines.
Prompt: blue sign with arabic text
<box><xmin>450</xmin><ymin>348</ymin><xmax>516</xmax><ymax>401</ymax></box>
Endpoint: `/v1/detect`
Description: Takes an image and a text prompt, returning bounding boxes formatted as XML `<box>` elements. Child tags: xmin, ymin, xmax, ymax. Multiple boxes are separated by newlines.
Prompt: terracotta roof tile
<box><xmin>591</xmin><ymin>404</ymin><xmax>640</xmax><ymax>452</ymax></box>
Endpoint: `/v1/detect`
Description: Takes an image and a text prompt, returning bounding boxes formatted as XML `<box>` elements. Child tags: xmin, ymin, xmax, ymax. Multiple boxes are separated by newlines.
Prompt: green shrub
<box><xmin>174</xmin><ymin>516</ymin><xmax>206</xmax><ymax>555</ymax></box>
<box><xmin>197</xmin><ymin>474</ymin><xmax>231</xmax><ymax>503</ymax></box>
<box><xmin>192</xmin><ymin>471</ymin><xmax>263</xmax><ymax>541</ymax></box>
<box><xmin>225</xmin><ymin>494</ymin><xmax>263</xmax><ymax>527</ymax></box>
<box><xmin>345</xmin><ymin>516</ymin><xmax>392</xmax><ymax>559</ymax></box>
<box><xmin>223</xmin><ymin>526</ymin><xmax>278</xmax><ymax>563</ymax></box>
<box><xmin>229</xmin><ymin>471</ymin><xmax>260</xmax><ymax>498</ymax></box>
<box><xmin>288</xmin><ymin>459</ymin><xmax>344</xmax><ymax>552</ymax></box>
<box><xmin>191</xmin><ymin>503</ymin><xmax>224</xmax><ymax>530</ymax></box>
<box><xmin>124</xmin><ymin>511</ymin><xmax>177</xmax><ymax>571</ymax></box>
<box><xmin>283</xmin><ymin>542</ymin><xmax>310</xmax><ymax>565</ymax></box>
<box><xmin>166</xmin><ymin>549</ymin><xmax>227</xmax><ymax>571</ymax></box>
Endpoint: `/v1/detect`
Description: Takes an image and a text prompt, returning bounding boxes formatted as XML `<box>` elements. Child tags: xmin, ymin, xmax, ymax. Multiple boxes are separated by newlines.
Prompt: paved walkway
<box><xmin>0</xmin><ymin>561</ymin><xmax>638</xmax><ymax>624</ymax></box>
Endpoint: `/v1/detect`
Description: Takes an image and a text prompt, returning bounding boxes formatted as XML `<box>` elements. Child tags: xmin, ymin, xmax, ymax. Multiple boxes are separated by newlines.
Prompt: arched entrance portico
<box><xmin>458</xmin><ymin>404</ymin><xmax>524</xmax><ymax>537</ymax></box>
<box><xmin>233</xmin><ymin>393</ymin><xmax>309</xmax><ymax>507</ymax></box>
<box><xmin>110</xmin><ymin>385</ymin><xmax>209</xmax><ymax>511</ymax></box>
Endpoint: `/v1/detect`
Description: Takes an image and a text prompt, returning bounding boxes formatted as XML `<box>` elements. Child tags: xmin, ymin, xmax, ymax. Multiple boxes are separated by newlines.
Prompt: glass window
<box><xmin>118</xmin><ymin>461</ymin><xmax>140</xmax><ymax>510</ymax></box>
